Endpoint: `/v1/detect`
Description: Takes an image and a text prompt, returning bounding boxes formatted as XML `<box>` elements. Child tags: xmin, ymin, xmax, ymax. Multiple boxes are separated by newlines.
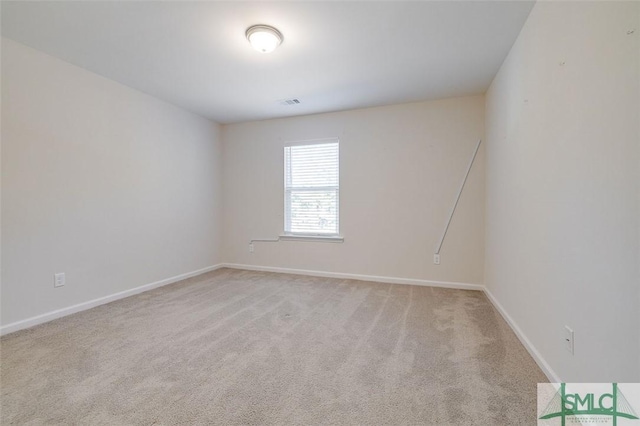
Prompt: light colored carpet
<box><xmin>1</xmin><ymin>268</ymin><xmax>546</xmax><ymax>425</ymax></box>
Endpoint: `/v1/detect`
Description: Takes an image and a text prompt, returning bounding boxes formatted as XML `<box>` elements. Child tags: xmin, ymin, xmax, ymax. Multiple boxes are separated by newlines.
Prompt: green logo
<box><xmin>539</xmin><ymin>383</ymin><xmax>639</xmax><ymax>425</ymax></box>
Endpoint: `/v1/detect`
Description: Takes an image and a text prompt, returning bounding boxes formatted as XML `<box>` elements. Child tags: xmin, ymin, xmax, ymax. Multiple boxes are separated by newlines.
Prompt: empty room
<box><xmin>1</xmin><ymin>1</ymin><xmax>639</xmax><ymax>424</ymax></box>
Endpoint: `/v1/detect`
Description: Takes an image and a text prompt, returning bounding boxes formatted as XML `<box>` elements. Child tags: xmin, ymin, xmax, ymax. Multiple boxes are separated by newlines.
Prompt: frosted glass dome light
<box><xmin>246</xmin><ymin>25</ymin><xmax>283</xmax><ymax>53</ymax></box>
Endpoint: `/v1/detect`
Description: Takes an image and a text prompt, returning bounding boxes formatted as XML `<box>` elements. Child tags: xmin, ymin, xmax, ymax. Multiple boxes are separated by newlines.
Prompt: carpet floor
<box><xmin>1</xmin><ymin>268</ymin><xmax>546</xmax><ymax>425</ymax></box>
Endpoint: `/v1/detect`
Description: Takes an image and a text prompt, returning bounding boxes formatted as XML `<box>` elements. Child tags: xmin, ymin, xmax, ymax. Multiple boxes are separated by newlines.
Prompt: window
<box><xmin>284</xmin><ymin>139</ymin><xmax>339</xmax><ymax>236</ymax></box>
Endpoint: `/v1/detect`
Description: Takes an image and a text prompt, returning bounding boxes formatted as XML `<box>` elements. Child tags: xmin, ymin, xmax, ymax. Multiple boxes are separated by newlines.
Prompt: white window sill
<box><xmin>279</xmin><ymin>235</ymin><xmax>344</xmax><ymax>243</ymax></box>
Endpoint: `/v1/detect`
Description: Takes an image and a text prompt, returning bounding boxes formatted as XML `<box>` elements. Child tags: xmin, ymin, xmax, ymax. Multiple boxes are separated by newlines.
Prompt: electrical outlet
<box><xmin>249</xmin><ymin>243</ymin><xmax>254</xmax><ymax>253</ymax></box>
<box><xmin>433</xmin><ymin>254</ymin><xmax>440</xmax><ymax>265</ymax></box>
<box><xmin>54</xmin><ymin>273</ymin><xmax>65</xmax><ymax>288</ymax></box>
<box><xmin>564</xmin><ymin>326</ymin><xmax>574</xmax><ymax>355</ymax></box>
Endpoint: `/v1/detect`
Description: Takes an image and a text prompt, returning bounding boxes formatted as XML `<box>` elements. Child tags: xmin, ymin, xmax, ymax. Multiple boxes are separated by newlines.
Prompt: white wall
<box><xmin>1</xmin><ymin>38</ymin><xmax>223</xmax><ymax>326</ymax></box>
<box><xmin>485</xmin><ymin>2</ymin><xmax>640</xmax><ymax>382</ymax></box>
<box><xmin>222</xmin><ymin>96</ymin><xmax>485</xmax><ymax>285</ymax></box>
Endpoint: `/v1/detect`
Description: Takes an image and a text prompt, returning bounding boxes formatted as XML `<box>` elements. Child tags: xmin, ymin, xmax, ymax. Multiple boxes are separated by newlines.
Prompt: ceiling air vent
<box><xmin>280</xmin><ymin>99</ymin><xmax>301</xmax><ymax>106</ymax></box>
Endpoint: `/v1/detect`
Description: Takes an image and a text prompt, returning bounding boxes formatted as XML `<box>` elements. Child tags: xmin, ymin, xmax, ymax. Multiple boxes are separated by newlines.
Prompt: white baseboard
<box><xmin>226</xmin><ymin>263</ymin><xmax>562</xmax><ymax>381</ymax></box>
<box><xmin>223</xmin><ymin>263</ymin><xmax>561</xmax><ymax>382</ymax></box>
<box><xmin>221</xmin><ymin>263</ymin><xmax>484</xmax><ymax>291</ymax></box>
<box><xmin>1</xmin><ymin>261</ymin><xmax>561</xmax><ymax>384</ymax></box>
<box><xmin>483</xmin><ymin>287</ymin><xmax>561</xmax><ymax>383</ymax></box>
<box><xmin>0</xmin><ymin>264</ymin><xmax>224</xmax><ymax>336</ymax></box>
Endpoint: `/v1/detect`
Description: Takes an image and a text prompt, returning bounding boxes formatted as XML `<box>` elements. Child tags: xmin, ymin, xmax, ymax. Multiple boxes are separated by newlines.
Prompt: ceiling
<box><xmin>1</xmin><ymin>1</ymin><xmax>534</xmax><ymax>124</ymax></box>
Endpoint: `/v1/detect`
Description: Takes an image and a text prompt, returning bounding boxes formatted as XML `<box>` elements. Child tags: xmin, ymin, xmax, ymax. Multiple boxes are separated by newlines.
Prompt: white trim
<box><xmin>0</xmin><ymin>260</ymin><xmax>560</xmax><ymax>384</ymax></box>
<box><xmin>483</xmin><ymin>287</ymin><xmax>561</xmax><ymax>383</ymax></box>
<box><xmin>222</xmin><ymin>263</ymin><xmax>483</xmax><ymax>291</ymax></box>
<box><xmin>0</xmin><ymin>264</ymin><xmax>224</xmax><ymax>336</ymax></box>
<box><xmin>223</xmin><ymin>263</ymin><xmax>559</xmax><ymax>382</ymax></box>
<box><xmin>279</xmin><ymin>235</ymin><xmax>344</xmax><ymax>243</ymax></box>
<box><xmin>284</xmin><ymin>137</ymin><xmax>339</xmax><ymax>147</ymax></box>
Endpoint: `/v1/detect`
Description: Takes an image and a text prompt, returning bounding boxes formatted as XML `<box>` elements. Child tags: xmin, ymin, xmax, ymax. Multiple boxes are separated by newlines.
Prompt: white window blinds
<box><xmin>284</xmin><ymin>139</ymin><xmax>339</xmax><ymax>235</ymax></box>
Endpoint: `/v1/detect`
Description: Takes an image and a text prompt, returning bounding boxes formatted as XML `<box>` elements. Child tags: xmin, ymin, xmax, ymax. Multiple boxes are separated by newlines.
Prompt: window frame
<box><xmin>283</xmin><ymin>138</ymin><xmax>340</xmax><ymax>237</ymax></box>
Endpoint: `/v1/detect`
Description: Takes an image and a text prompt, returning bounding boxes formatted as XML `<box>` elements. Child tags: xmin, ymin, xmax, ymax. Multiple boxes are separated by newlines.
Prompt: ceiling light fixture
<box><xmin>246</xmin><ymin>25</ymin><xmax>283</xmax><ymax>53</ymax></box>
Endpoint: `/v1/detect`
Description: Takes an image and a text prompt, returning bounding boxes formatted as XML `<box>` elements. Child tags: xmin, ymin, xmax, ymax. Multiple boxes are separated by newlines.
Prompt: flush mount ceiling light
<box><xmin>246</xmin><ymin>25</ymin><xmax>283</xmax><ymax>53</ymax></box>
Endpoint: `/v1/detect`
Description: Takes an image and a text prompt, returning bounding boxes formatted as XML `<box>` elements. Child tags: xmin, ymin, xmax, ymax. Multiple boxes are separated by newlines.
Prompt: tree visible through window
<box><xmin>284</xmin><ymin>139</ymin><xmax>339</xmax><ymax>236</ymax></box>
